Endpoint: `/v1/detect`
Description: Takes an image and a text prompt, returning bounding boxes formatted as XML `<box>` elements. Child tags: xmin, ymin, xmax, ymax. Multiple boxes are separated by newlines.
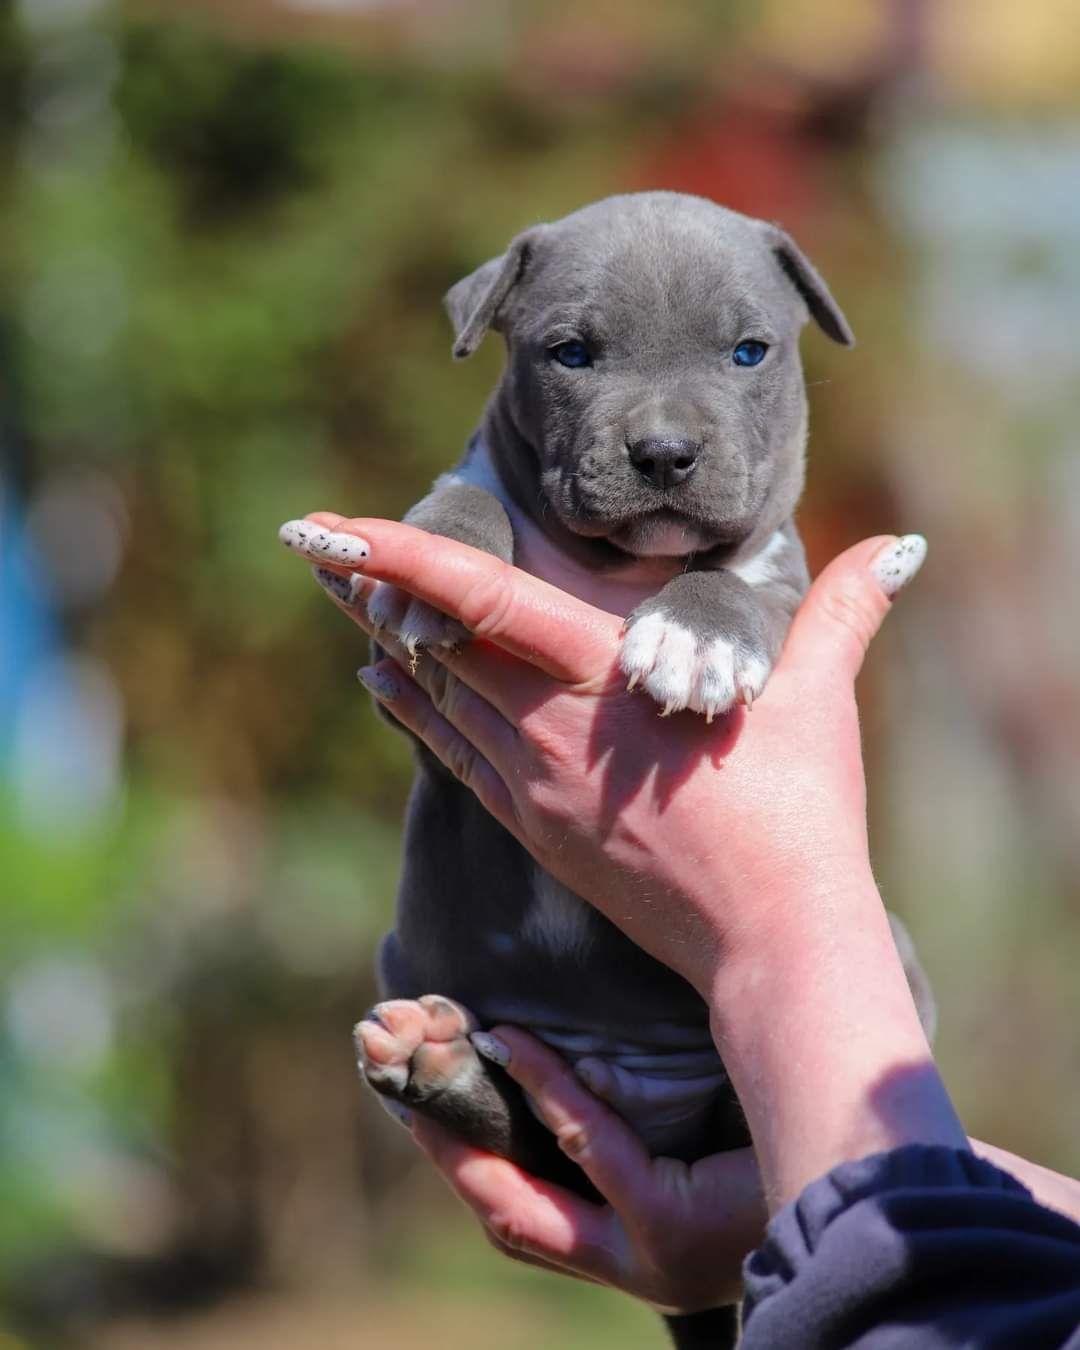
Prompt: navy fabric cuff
<box><xmin>741</xmin><ymin>1144</ymin><xmax>1080</xmax><ymax>1349</ymax></box>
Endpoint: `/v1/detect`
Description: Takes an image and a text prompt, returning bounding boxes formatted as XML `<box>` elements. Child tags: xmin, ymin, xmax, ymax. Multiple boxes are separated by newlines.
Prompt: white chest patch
<box><xmin>521</xmin><ymin>866</ymin><xmax>593</xmax><ymax>960</ymax></box>
<box><xmin>728</xmin><ymin>527</ymin><xmax>785</xmax><ymax>587</ymax></box>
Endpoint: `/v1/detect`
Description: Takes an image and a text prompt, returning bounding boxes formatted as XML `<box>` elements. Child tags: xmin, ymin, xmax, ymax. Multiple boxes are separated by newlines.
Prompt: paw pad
<box><xmin>354</xmin><ymin>995</ymin><xmax>480</xmax><ymax>1105</ymax></box>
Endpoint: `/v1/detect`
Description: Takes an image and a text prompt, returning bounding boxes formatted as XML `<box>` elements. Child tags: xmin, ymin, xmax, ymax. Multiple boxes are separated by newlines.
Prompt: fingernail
<box><xmin>357</xmin><ymin>665</ymin><xmax>399</xmax><ymax>701</ymax></box>
<box><xmin>871</xmin><ymin>534</ymin><xmax>927</xmax><ymax>598</ymax></box>
<box><xmin>470</xmin><ymin>1031</ymin><xmax>511</xmax><ymax>1067</ymax></box>
<box><xmin>312</xmin><ymin>566</ymin><xmax>365</xmax><ymax>607</ymax></box>
<box><xmin>381</xmin><ymin>1099</ymin><xmax>413</xmax><ymax>1131</ymax></box>
<box><xmin>279</xmin><ymin>519</ymin><xmax>370</xmax><ymax>565</ymax></box>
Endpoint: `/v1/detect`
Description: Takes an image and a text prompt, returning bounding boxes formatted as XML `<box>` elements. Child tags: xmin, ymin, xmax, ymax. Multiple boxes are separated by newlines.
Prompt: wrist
<box><xmin>706</xmin><ymin>868</ymin><xmax>968</xmax><ymax>1210</ymax></box>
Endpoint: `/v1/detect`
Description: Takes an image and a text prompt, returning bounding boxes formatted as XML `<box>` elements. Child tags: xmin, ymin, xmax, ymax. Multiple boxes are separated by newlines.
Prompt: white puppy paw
<box><xmin>620</xmin><ymin>613</ymin><xmax>771</xmax><ymax>721</ymax></box>
<box><xmin>367</xmin><ymin>582</ymin><xmax>470</xmax><ymax>657</ymax></box>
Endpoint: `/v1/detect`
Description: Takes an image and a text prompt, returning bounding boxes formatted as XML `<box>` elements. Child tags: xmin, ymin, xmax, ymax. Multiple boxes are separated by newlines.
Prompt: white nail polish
<box><xmin>357</xmin><ymin>666</ymin><xmax>399</xmax><ymax>701</ymax></box>
<box><xmin>470</xmin><ymin>1031</ymin><xmax>511</xmax><ymax>1067</ymax></box>
<box><xmin>381</xmin><ymin>1099</ymin><xmax>413</xmax><ymax>1130</ymax></box>
<box><xmin>278</xmin><ymin>520</ymin><xmax>370</xmax><ymax>565</ymax></box>
<box><xmin>312</xmin><ymin>566</ymin><xmax>365</xmax><ymax>606</ymax></box>
<box><xmin>279</xmin><ymin>519</ymin><xmax>323</xmax><ymax>552</ymax></box>
<box><xmin>310</xmin><ymin>530</ymin><xmax>369</xmax><ymax>565</ymax></box>
<box><xmin>871</xmin><ymin>534</ymin><xmax>927</xmax><ymax>598</ymax></box>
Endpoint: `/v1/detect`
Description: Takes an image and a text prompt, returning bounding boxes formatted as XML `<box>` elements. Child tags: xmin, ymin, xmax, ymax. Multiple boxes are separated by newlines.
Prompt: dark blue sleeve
<box><xmin>741</xmin><ymin>1144</ymin><xmax>1080</xmax><ymax>1348</ymax></box>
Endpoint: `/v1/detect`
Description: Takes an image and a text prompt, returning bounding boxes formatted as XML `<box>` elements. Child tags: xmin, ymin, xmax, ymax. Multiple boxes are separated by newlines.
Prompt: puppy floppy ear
<box><xmin>444</xmin><ymin>226</ymin><xmax>546</xmax><ymax>359</ymax></box>
<box><xmin>764</xmin><ymin>224</ymin><xmax>855</xmax><ymax>347</ymax></box>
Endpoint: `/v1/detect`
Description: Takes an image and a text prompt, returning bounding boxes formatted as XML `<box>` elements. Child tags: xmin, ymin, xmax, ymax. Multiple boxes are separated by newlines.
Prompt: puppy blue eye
<box><xmin>732</xmin><ymin>340</ymin><xmax>768</xmax><ymax>368</ymax></box>
<box><xmin>551</xmin><ymin>341</ymin><xmax>591</xmax><ymax>368</ymax></box>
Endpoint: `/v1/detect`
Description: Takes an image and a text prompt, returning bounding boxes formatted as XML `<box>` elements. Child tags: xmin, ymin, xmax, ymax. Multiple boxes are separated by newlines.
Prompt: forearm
<box><xmin>971</xmin><ymin>1139</ymin><xmax>1080</xmax><ymax>1223</ymax></box>
<box><xmin>708</xmin><ymin>864</ymin><xmax>968</xmax><ymax>1212</ymax></box>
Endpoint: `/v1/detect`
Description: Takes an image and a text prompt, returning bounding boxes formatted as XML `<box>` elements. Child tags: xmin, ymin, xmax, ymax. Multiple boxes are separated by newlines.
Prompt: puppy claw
<box><xmin>626</xmin><ymin>672</ymin><xmax>640</xmax><ymax>693</ymax></box>
<box><xmin>620</xmin><ymin>612</ymin><xmax>774</xmax><ymax>721</ymax></box>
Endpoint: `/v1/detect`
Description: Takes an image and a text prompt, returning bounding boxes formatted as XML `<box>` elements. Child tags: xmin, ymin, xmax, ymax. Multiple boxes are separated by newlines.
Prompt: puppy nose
<box><xmin>627</xmin><ymin>437</ymin><xmax>700</xmax><ymax>489</ymax></box>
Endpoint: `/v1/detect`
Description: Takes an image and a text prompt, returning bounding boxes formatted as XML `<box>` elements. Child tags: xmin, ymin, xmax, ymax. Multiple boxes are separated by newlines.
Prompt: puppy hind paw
<box><xmin>354</xmin><ymin>995</ymin><xmax>481</xmax><ymax>1105</ymax></box>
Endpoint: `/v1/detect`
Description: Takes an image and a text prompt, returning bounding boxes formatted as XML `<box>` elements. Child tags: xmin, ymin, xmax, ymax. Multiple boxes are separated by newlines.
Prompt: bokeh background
<box><xmin>2</xmin><ymin>1</ymin><xmax>1079</xmax><ymax>1346</ymax></box>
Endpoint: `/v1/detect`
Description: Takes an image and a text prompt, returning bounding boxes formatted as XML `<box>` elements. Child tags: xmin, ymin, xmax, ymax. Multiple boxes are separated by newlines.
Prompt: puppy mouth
<box><xmin>607</xmin><ymin>510</ymin><xmax>729</xmax><ymax>559</ymax></box>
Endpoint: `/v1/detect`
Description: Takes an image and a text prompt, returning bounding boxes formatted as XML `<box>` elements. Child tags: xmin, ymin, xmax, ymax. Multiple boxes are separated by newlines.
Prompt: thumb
<box><xmin>779</xmin><ymin>534</ymin><xmax>927</xmax><ymax>684</ymax></box>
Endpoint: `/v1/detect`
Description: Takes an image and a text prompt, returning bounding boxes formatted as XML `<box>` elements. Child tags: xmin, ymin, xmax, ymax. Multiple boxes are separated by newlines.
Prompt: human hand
<box><xmin>282</xmin><ymin>513</ymin><xmax>922</xmax><ymax>1001</ymax></box>
<box><xmin>282</xmin><ymin>516</ymin><xmax>968</xmax><ymax>1206</ymax></box>
<box><xmin>407</xmin><ymin>1024</ymin><xmax>764</xmax><ymax>1313</ymax></box>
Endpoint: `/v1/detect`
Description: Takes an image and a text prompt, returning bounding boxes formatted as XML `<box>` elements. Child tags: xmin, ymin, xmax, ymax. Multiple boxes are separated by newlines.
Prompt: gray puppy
<box><xmin>333</xmin><ymin>193</ymin><xmax>931</xmax><ymax>1348</ymax></box>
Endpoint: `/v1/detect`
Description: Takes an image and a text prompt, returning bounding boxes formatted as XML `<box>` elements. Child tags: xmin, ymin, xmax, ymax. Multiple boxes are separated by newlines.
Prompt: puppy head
<box><xmin>445</xmin><ymin>192</ymin><xmax>853</xmax><ymax>559</ymax></box>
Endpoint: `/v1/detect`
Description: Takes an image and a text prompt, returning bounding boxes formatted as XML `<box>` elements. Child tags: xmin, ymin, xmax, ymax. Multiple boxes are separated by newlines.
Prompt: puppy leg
<box><xmin>355</xmin><ymin>995</ymin><xmax>596</xmax><ymax>1198</ymax></box>
<box><xmin>620</xmin><ymin>570</ymin><xmax>786</xmax><ymax>721</ymax></box>
<box><xmin>367</xmin><ymin>479</ymin><xmax>514</xmax><ymax>658</ymax></box>
<box><xmin>621</xmin><ymin>528</ymin><xmax>808</xmax><ymax>721</ymax></box>
<box><xmin>359</xmin><ymin>1000</ymin><xmax>739</xmax><ymax>1348</ymax></box>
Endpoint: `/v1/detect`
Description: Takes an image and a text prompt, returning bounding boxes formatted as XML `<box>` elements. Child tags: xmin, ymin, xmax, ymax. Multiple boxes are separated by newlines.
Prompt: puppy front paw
<box><xmin>620</xmin><ymin>611</ymin><xmax>771</xmax><ymax>721</ymax></box>
<box><xmin>366</xmin><ymin>582</ymin><xmax>470</xmax><ymax>658</ymax></box>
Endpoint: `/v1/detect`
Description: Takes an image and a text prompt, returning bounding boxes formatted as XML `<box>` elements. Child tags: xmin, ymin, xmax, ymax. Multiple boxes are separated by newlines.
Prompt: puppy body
<box><xmin>377</xmin><ymin>442</ymin><xmax>810</xmax><ymax>1156</ymax></box>
<box><xmin>372</xmin><ymin>192</ymin><xmax>832</xmax><ymax>1146</ymax></box>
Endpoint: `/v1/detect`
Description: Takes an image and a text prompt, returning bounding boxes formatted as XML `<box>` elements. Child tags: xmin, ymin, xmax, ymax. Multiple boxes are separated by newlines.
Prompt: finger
<box><xmin>359</xmin><ymin>658</ymin><xmax>519</xmax><ymax>834</ymax></box>
<box><xmin>358</xmin><ymin>640</ymin><xmax>522</xmax><ymax>788</ymax></box>
<box><xmin>316</xmin><ymin>517</ymin><xmax>621</xmax><ymax>685</ymax></box>
<box><xmin>279</xmin><ymin>515</ymin><xmax>371</xmax><ymax>567</ymax></box>
<box><xmin>311</xmin><ymin>562</ymin><xmax>558</xmax><ymax>728</ymax></box>
<box><xmin>313</xmin><ymin>574</ymin><xmax>532</xmax><ymax>771</ymax></box>
<box><xmin>411</xmin><ymin>1118</ymin><xmax>622</xmax><ymax>1284</ymax></box>
<box><xmin>482</xmin><ymin>1229</ymin><xmax>609</xmax><ymax>1287</ymax></box>
<box><xmin>311</xmin><ymin>564</ymin><xmax>376</xmax><ymax>611</ymax></box>
<box><xmin>680</xmin><ymin>1148</ymin><xmax>767</xmax><ymax>1253</ymax></box>
<box><xmin>779</xmin><ymin>534</ymin><xmax>927</xmax><ymax>686</ymax></box>
<box><xmin>477</xmin><ymin>1026</ymin><xmax>656</xmax><ymax>1218</ymax></box>
<box><xmin>303</xmin><ymin>512</ymin><xmax>367</xmax><ymax>582</ymax></box>
<box><xmin>390</xmin><ymin>651</ymin><xmax>524</xmax><ymax>773</ymax></box>
<box><xmin>427</xmin><ymin>640</ymin><xmax>560</xmax><ymax>728</ymax></box>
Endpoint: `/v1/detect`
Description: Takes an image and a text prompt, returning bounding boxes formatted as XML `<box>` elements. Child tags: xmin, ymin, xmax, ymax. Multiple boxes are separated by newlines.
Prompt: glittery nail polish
<box><xmin>871</xmin><ymin>534</ymin><xmax>927</xmax><ymax>598</ymax></box>
<box><xmin>279</xmin><ymin>520</ymin><xmax>370</xmax><ymax>566</ymax></box>
<box><xmin>470</xmin><ymin>1031</ymin><xmax>511</xmax><ymax>1066</ymax></box>
<box><xmin>357</xmin><ymin>665</ymin><xmax>399</xmax><ymax>701</ymax></box>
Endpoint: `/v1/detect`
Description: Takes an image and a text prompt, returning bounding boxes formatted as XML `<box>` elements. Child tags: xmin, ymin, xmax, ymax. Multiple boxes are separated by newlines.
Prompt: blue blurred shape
<box><xmin>0</xmin><ymin>472</ymin><xmax>60</xmax><ymax>770</ymax></box>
